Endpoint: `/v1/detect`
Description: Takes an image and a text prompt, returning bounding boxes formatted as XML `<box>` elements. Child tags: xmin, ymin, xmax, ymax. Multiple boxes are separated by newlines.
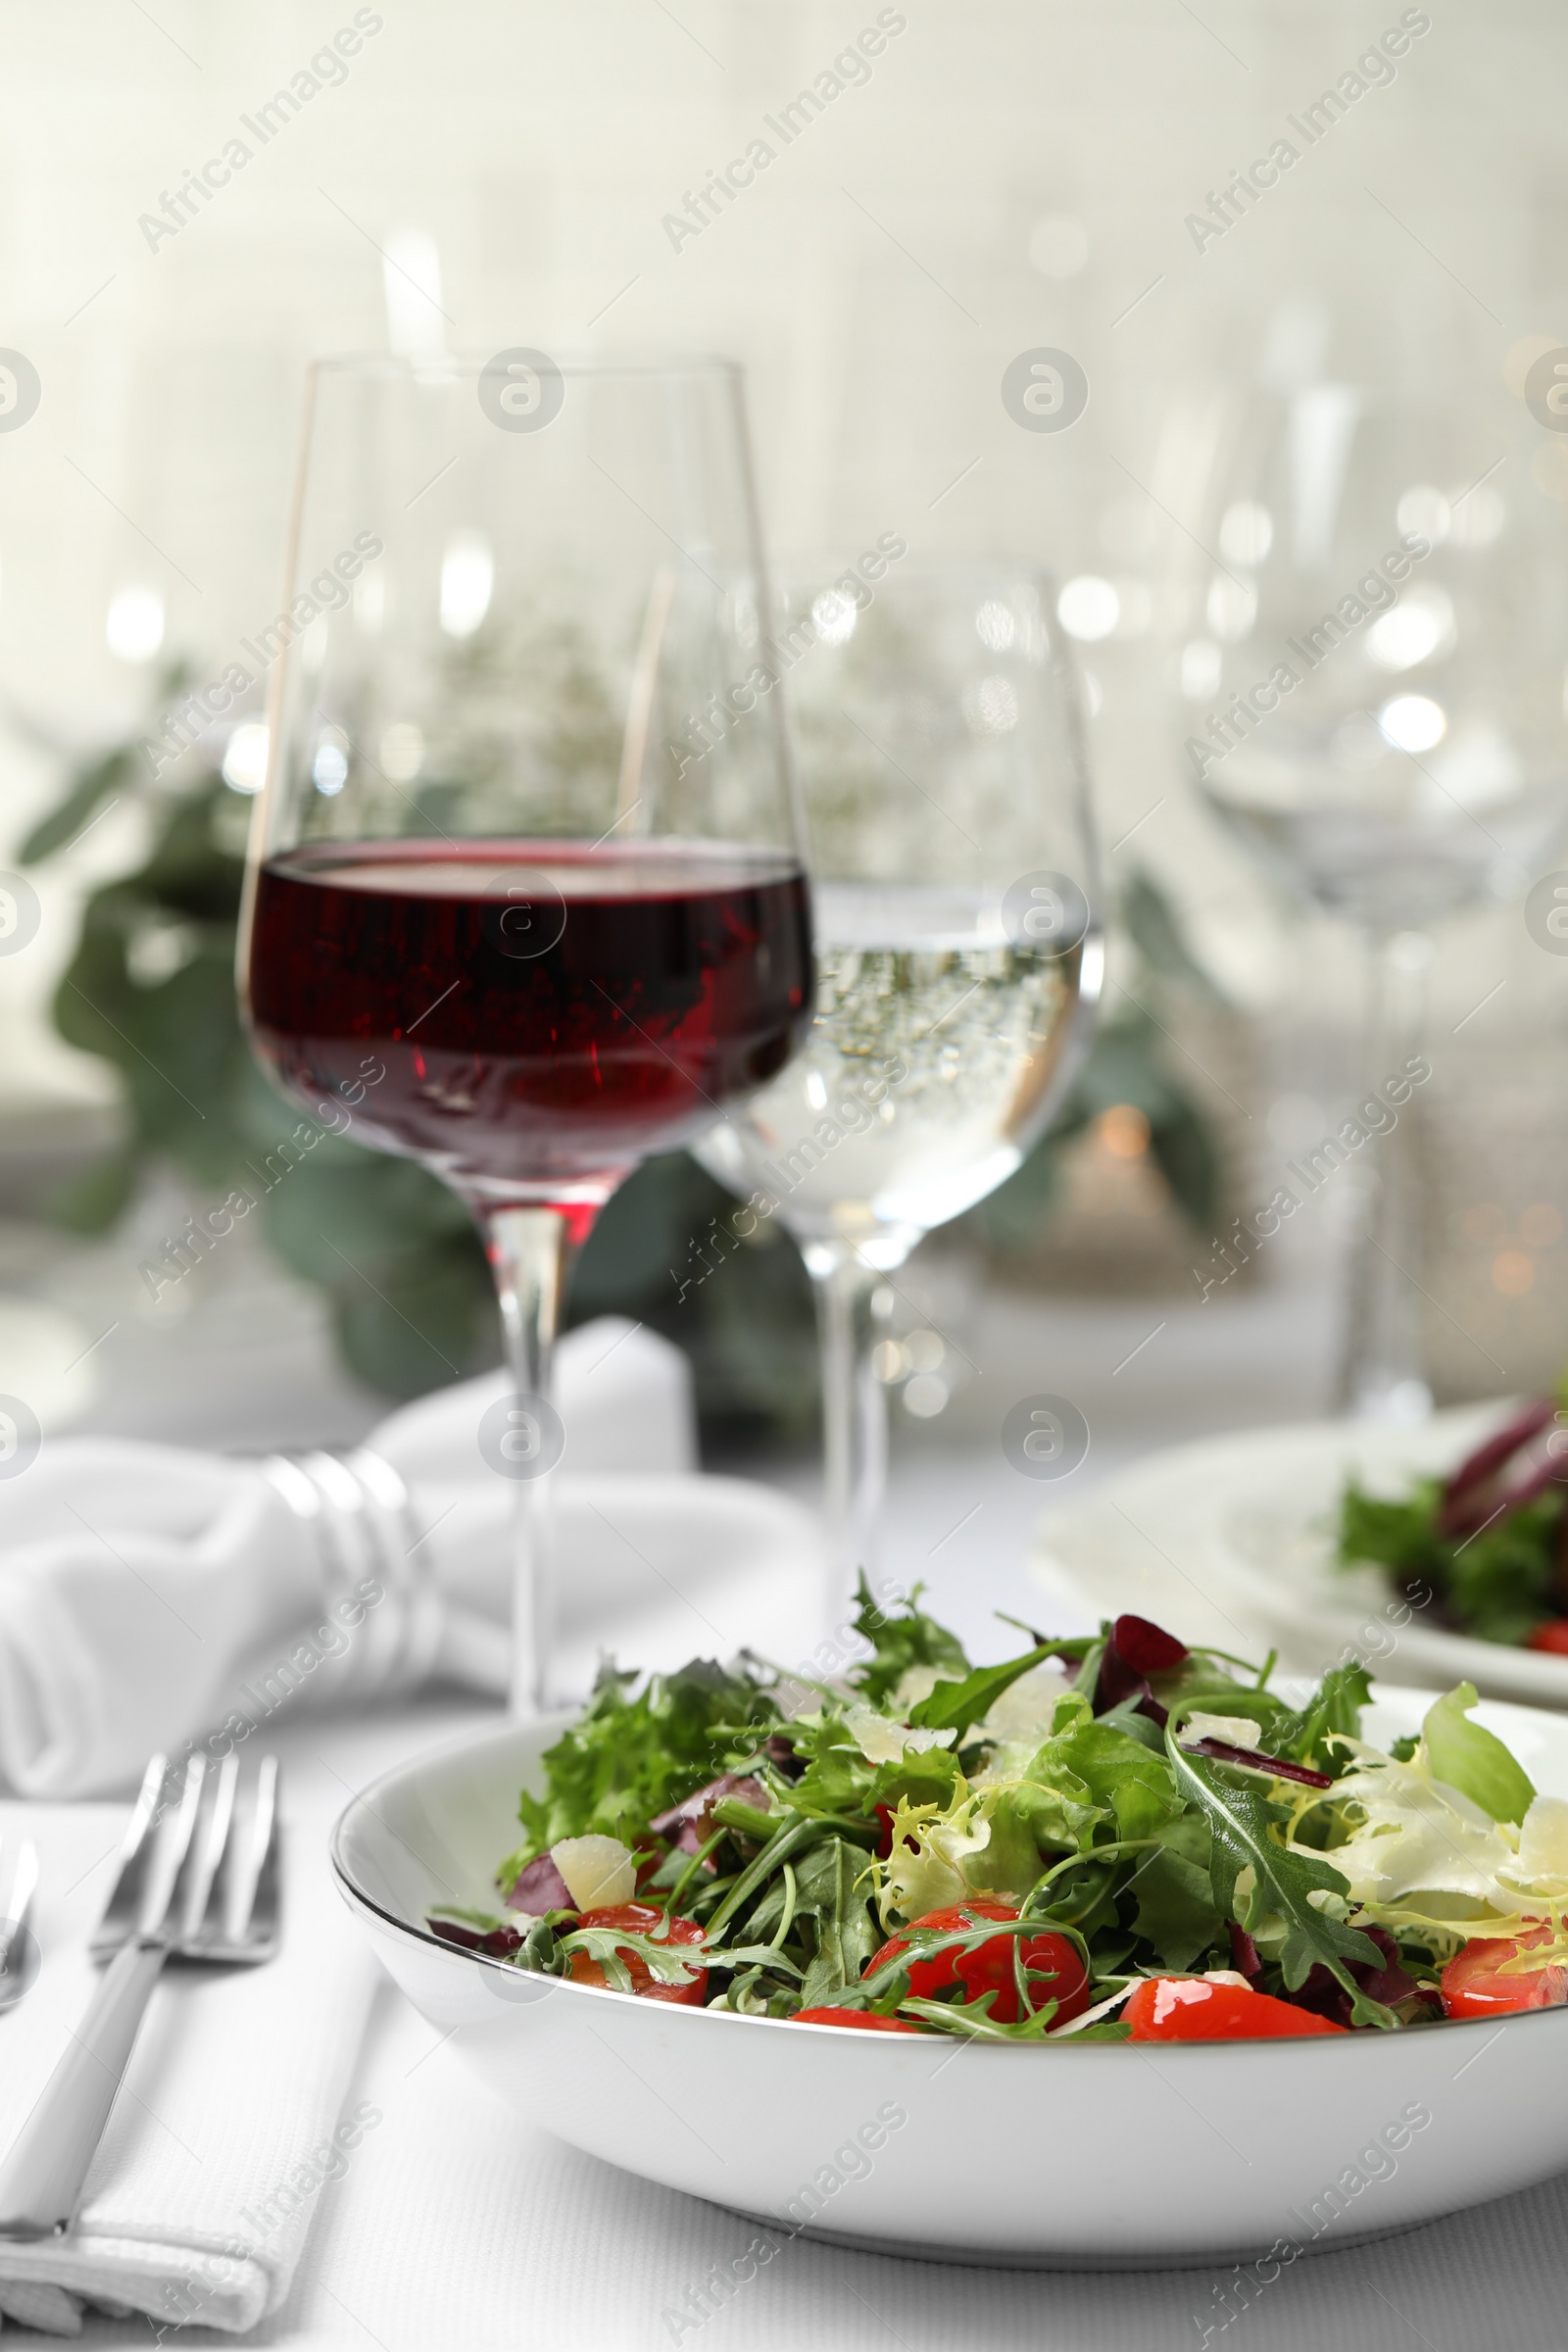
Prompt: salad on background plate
<box><xmin>1340</xmin><ymin>1391</ymin><xmax>1568</xmax><ymax>1651</ymax></box>
<box><xmin>429</xmin><ymin>1581</ymin><xmax>1568</xmax><ymax>2042</ymax></box>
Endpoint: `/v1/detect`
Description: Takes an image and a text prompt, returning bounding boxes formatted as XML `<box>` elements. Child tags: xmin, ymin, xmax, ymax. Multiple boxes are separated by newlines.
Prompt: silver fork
<box><xmin>0</xmin><ymin>1750</ymin><xmax>281</xmax><ymax>2240</ymax></box>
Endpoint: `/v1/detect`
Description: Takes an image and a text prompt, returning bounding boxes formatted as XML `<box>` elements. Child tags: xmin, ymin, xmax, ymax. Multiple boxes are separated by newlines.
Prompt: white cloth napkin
<box><xmin>0</xmin><ymin>1318</ymin><xmax>822</xmax><ymax>1799</ymax></box>
<box><xmin>0</xmin><ymin>1783</ymin><xmax>377</xmax><ymax>2338</ymax></box>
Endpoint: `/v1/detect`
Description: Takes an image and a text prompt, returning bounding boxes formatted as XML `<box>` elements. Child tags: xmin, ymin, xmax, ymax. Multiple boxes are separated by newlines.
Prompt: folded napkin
<box><xmin>0</xmin><ymin>1319</ymin><xmax>822</xmax><ymax>1799</ymax></box>
<box><xmin>0</xmin><ymin>1786</ymin><xmax>377</xmax><ymax>2337</ymax></box>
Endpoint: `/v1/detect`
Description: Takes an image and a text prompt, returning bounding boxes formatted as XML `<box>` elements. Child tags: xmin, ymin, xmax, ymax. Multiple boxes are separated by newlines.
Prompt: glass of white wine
<box><xmin>696</xmin><ymin>558</ymin><xmax>1102</xmax><ymax>1626</ymax></box>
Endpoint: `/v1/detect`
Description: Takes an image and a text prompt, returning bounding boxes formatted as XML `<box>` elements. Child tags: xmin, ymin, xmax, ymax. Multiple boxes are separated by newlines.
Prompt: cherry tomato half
<box><xmin>567</xmin><ymin>1902</ymin><xmax>709</xmax><ymax>2006</ymax></box>
<box><xmin>793</xmin><ymin>2007</ymin><xmax>922</xmax><ymax>2032</ymax></box>
<box><xmin>1441</xmin><ymin>1927</ymin><xmax>1568</xmax><ymax>2019</ymax></box>
<box><xmin>868</xmin><ymin>1902</ymin><xmax>1091</xmax><ymax>2028</ymax></box>
<box><xmin>1124</xmin><ymin>1978</ymin><xmax>1347</xmax><ymax>2041</ymax></box>
<box><xmin>1527</xmin><ymin>1621</ymin><xmax>1568</xmax><ymax>1656</ymax></box>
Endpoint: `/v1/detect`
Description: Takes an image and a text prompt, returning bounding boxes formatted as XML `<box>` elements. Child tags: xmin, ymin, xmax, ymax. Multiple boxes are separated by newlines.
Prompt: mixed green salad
<box><xmin>1340</xmin><ymin>1396</ymin><xmax>1568</xmax><ymax>1649</ymax></box>
<box><xmin>431</xmin><ymin>1582</ymin><xmax>1568</xmax><ymax>2041</ymax></box>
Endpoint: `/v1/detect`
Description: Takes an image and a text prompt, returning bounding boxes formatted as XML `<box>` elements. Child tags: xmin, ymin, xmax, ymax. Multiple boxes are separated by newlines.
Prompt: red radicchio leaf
<box><xmin>506</xmin><ymin>1851</ymin><xmax>574</xmax><ymax>1914</ymax></box>
<box><xmin>1191</xmin><ymin>1738</ymin><xmax>1332</xmax><ymax>1790</ymax></box>
<box><xmin>430</xmin><ymin>1916</ymin><xmax>527</xmax><ymax>1958</ymax></box>
<box><xmin>1291</xmin><ymin>1928</ymin><xmax>1439</xmax><ymax>2027</ymax></box>
<box><xmin>1098</xmin><ymin>1615</ymin><xmax>1188</xmax><ymax>1711</ymax></box>
<box><xmin>1437</xmin><ymin>1399</ymin><xmax>1564</xmax><ymax>1540</ymax></box>
<box><xmin>1228</xmin><ymin>1922</ymin><xmax>1262</xmax><ymax>1980</ymax></box>
<box><xmin>648</xmin><ymin>1773</ymin><xmax>768</xmax><ymax>1839</ymax></box>
<box><xmin>762</xmin><ymin>1735</ymin><xmax>805</xmax><ymax>1781</ymax></box>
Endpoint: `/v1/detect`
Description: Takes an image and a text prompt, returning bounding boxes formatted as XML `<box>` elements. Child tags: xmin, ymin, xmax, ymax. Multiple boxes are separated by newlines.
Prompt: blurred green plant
<box><xmin>20</xmin><ymin>695</ymin><xmax>1222</xmax><ymax>1433</ymax></box>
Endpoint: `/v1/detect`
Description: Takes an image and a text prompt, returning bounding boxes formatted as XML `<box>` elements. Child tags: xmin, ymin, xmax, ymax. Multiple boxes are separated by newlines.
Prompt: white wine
<box><xmin>697</xmin><ymin>884</ymin><xmax>1098</xmax><ymax>1266</ymax></box>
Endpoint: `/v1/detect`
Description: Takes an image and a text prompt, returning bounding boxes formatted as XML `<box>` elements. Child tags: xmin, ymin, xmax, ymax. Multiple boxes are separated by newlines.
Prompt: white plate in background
<box><xmin>1031</xmin><ymin>1404</ymin><xmax>1568</xmax><ymax>1707</ymax></box>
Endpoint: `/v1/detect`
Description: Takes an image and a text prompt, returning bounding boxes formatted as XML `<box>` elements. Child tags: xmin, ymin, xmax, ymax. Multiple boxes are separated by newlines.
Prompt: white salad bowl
<box><xmin>332</xmin><ymin>1686</ymin><xmax>1568</xmax><ymax>2267</ymax></box>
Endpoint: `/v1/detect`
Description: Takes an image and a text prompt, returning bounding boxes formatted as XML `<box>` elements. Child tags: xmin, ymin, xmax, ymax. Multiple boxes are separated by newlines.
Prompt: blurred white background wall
<box><xmin>2</xmin><ymin>0</ymin><xmax>1566</xmax><ymax>1145</ymax></box>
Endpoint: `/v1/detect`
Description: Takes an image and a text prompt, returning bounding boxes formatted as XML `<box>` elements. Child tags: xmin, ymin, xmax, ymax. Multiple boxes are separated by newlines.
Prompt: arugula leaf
<box><xmin>1164</xmin><ymin>1726</ymin><xmax>1389</xmax><ymax>2020</ymax></box>
<box><xmin>908</xmin><ymin>1644</ymin><xmax>1059</xmax><ymax>1740</ymax></box>
<box><xmin>795</xmin><ymin>1838</ymin><xmax>882</xmax><ymax>2009</ymax></box>
<box><xmin>555</xmin><ymin>1926</ymin><xmax>708</xmax><ymax>1991</ymax></box>
<box><xmin>702</xmin><ymin>1945</ymin><xmax>805</xmax><ymax>1977</ymax></box>
<box><xmin>1269</xmin><ymin>1662</ymin><xmax>1374</xmax><ymax>1773</ymax></box>
<box><xmin>705</xmin><ymin>1814</ymin><xmax>822</xmax><ymax>1940</ymax></box>
<box><xmin>1072</xmin><ymin>1635</ymin><xmax>1107</xmax><ymax>1699</ymax></box>
<box><xmin>850</xmin><ymin>1574</ymin><xmax>969</xmax><ymax>1705</ymax></box>
<box><xmin>898</xmin><ymin>1995</ymin><xmax>1064</xmax><ymax>2042</ymax></box>
<box><xmin>1422</xmin><ymin>1683</ymin><xmax>1536</xmax><ymax>1825</ymax></box>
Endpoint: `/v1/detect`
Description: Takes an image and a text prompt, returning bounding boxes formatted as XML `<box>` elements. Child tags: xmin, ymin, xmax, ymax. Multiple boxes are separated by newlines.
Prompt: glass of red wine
<box><xmin>239</xmin><ymin>354</ymin><xmax>811</xmax><ymax>1711</ymax></box>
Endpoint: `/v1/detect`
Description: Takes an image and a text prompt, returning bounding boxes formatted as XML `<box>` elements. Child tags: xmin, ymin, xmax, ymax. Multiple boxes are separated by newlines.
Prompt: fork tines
<box><xmin>91</xmin><ymin>1751</ymin><xmax>281</xmax><ymax>1967</ymax></box>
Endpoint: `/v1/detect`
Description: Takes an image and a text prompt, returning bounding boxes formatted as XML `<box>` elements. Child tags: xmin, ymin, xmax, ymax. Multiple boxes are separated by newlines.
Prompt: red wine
<box><xmin>245</xmin><ymin>840</ymin><xmax>812</xmax><ymax>1214</ymax></box>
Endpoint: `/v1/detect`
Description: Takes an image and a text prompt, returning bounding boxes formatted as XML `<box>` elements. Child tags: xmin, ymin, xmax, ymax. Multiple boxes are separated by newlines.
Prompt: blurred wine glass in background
<box><xmin>1181</xmin><ymin>386</ymin><xmax>1568</xmax><ymax>1419</ymax></box>
<box><xmin>697</xmin><ymin>559</ymin><xmax>1101</xmax><ymax>1624</ymax></box>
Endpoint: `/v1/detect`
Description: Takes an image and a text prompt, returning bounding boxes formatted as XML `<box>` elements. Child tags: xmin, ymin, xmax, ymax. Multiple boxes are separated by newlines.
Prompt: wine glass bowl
<box><xmin>696</xmin><ymin>557</ymin><xmax>1100</xmax><ymax>1613</ymax></box>
<box><xmin>697</xmin><ymin>875</ymin><xmax>1090</xmax><ymax>1272</ymax></box>
<box><xmin>240</xmin><ymin>353</ymin><xmax>810</xmax><ymax>1705</ymax></box>
<box><xmin>700</xmin><ymin>563</ymin><xmax>1099</xmax><ymax>1263</ymax></box>
<box><xmin>1189</xmin><ymin>388</ymin><xmax>1568</xmax><ymax>932</ymax></box>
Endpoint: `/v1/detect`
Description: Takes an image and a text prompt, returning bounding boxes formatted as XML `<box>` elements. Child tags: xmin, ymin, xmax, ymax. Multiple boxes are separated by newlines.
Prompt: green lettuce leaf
<box><xmin>867</xmin><ymin>1746</ymin><xmax>963</xmax><ymax>1816</ymax></box>
<box><xmin>961</xmin><ymin>1789</ymin><xmax>1058</xmax><ymax>1903</ymax></box>
<box><xmin>785</xmin><ymin>1725</ymin><xmax>876</xmax><ymax>1819</ymax></box>
<box><xmin>1048</xmin><ymin>1721</ymin><xmax>1183</xmax><ymax>1843</ymax></box>
<box><xmin>1422</xmin><ymin>1683</ymin><xmax>1535</xmax><ymax>1826</ymax></box>
<box><xmin>1128</xmin><ymin>1816</ymin><xmax>1225</xmax><ymax>1973</ymax></box>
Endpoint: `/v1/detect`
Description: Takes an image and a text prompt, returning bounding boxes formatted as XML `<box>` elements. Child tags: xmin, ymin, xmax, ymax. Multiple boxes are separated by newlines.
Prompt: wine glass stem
<box><xmin>808</xmin><ymin>1245</ymin><xmax>887</xmax><ymax>1637</ymax></box>
<box><xmin>1338</xmin><ymin>928</ymin><xmax>1433</xmax><ymax>1420</ymax></box>
<box><xmin>481</xmin><ymin>1204</ymin><xmax>570</xmax><ymax>1716</ymax></box>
